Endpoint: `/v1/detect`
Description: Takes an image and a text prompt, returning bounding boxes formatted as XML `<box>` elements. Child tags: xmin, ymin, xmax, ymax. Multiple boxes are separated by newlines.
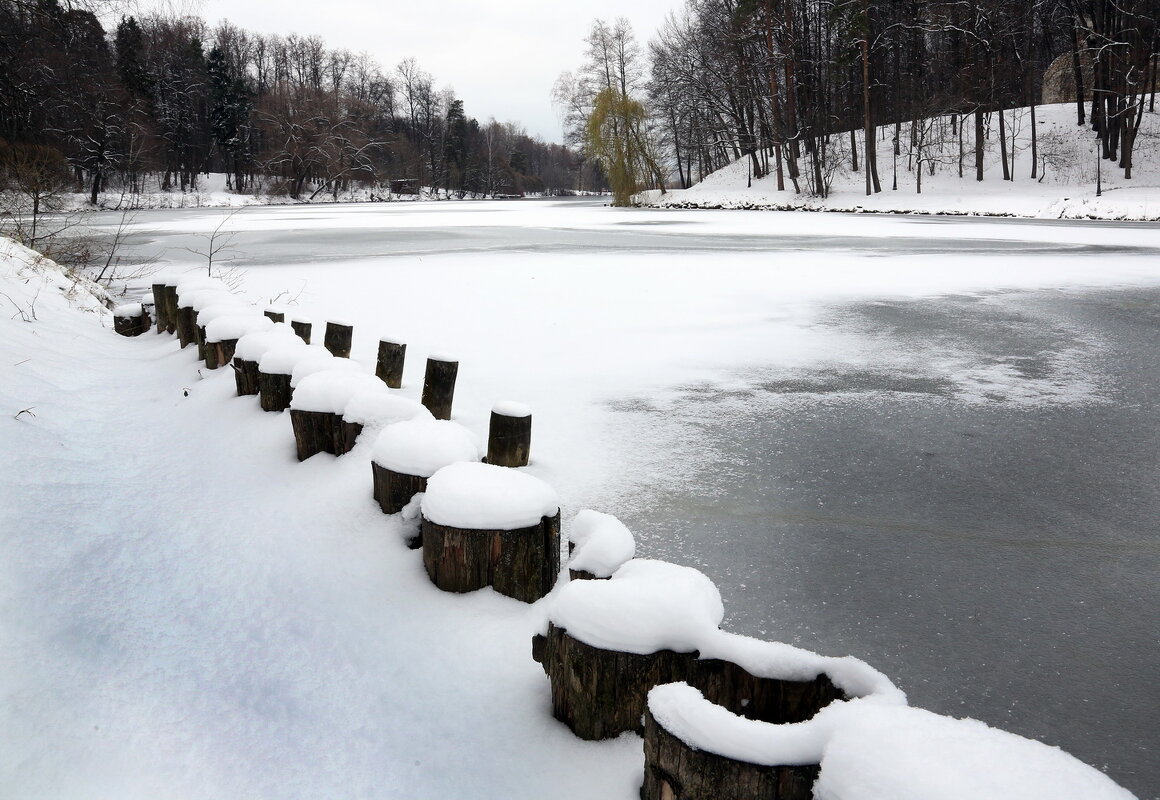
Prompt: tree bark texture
<box><xmin>194</xmin><ymin>324</ymin><xmax>209</xmax><ymax>361</ymax></box>
<box><xmin>291</xmin><ymin>320</ymin><xmax>312</xmax><ymax>344</ymax></box>
<box><xmin>371</xmin><ymin>462</ymin><xmax>427</xmax><ymax>516</ymax></box>
<box><xmin>642</xmin><ymin>707</ymin><xmax>820</xmax><ymax>800</ymax></box>
<box><xmin>207</xmin><ymin>339</ymin><xmax>238</xmax><ymax>371</ymax></box>
<box><xmin>531</xmin><ymin>624</ymin><xmax>845</xmax><ymax>741</ymax></box>
<box><xmin>233</xmin><ymin>358</ymin><xmax>260</xmax><ymax>396</ymax></box>
<box><xmin>161</xmin><ymin>286</ymin><xmax>179</xmax><ymax>335</ymax></box>
<box><xmin>532</xmin><ymin>623</ymin><xmax>689</xmax><ymax>740</ymax></box>
<box><xmin>114</xmin><ymin>308</ymin><xmax>152</xmax><ymax>337</ymax></box>
<box><xmin>421</xmin><ymin>358</ymin><xmax>458</xmax><ymax>420</ymax></box>
<box><xmin>376</xmin><ymin>340</ymin><xmax>406</xmax><ymax>388</ymax></box>
<box><xmin>324</xmin><ymin>321</ymin><xmax>354</xmax><ymax>358</ymax></box>
<box><xmin>422</xmin><ymin>511</ymin><xmax>560</xmax><ymax>603</ymax></box>
<box><xmin>258</xmin><ymin>371</ymin><xmax>293</xmax><ymax>412</ymax></box>
<box><xmin>487</xmin><ymin>410</ymin><xmax>532</xmax><ymax>467</ymax></box>
<box><xmin>151</xmin><ymin>283</ymin><xmax>170</xmax><ymax>333</ymax></box>
<box><xmin>176</xmin><ymin>305</ymin><xmax>197</xmax><ymax>348</ymax></box>
<box><xmin>290</xmin><ymin>410</ymin><xmax>363</xmax><ymax>460</ymax></box>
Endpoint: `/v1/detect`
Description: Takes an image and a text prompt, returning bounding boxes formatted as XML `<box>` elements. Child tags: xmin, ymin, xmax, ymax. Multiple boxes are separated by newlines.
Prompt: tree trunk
<box><xmin>974</xmin><ymin>109</ymin><xmax>984</xmax><ymax>181</ymax></box>
<box><xmin>998</xmin><ymin>109</ymin><xmax>1010</xmax><ymax>181</ymax></box>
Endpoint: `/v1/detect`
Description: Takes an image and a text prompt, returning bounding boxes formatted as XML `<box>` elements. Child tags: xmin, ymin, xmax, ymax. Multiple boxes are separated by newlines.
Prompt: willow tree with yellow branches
<box><xmin>585</xmin><ymin>87</ymin><xmax>667</xmax><ymax>206</ymax></box>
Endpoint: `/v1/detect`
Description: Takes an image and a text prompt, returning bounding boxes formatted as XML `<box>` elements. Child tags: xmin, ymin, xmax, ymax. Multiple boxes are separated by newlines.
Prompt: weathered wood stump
<box><xmin>369</xmin><ymin>417</ymin><xmax>480</xmax><ymax>549</ymax></box>
<box><xmin>161</xmin><ymin>285</ymin><xmax>179</xmax><ymax>334</ymax></box>
<box><xmin>371</xmin><ymin>464</ymin><xmax>427</xmax><ymax>515</ymax></box>
<box><xmin>324</xmin><ymin>321</ymin><xmax>353</xmax><ymax>358</ymax></box>
<box><xmin>233</xmin><ymin>357</ymin><xmax>261</xmax><ymax>395</ymax></box>
<box><xmin>291</xmin><ymin>319</ymin><xmax>312</xmax><ymax>343</ymax></box>
<box><xmin>421</xmin><ymin>356</ymin><xmax>458</xmax><ymax>420</ymax></box>
<box><xmin>487</xmin><ymin>402</ymin><xmax>532</xmax><ymax>467</ymax></box>
<box><xmin>264</xmin><ymin>308</ymin><xmax>285</xmax><ymax>323</ymax></box>
<box><xmin>533</xmin><ymin>559</ymin><xmax>848</xmax><ymax>744</ymax></box>
<box><xmin>113</xmin><ymin>304</ymin><xmax>151</xmax><ymax>337</ymax></box>
<box><xmin>290</xmin><ymin>409</ymin><xmax>346</xmax><ymax>460</ymax></box>
<box><xmin>206</xmin><ymin>339</ymin><xmax>239</xmax><ymax>370</ymax></box>
<box><xmin>423</xmin><ymin>512</ymin><xmax>560</xmax><ymax>603</ymax></box>
<box><xmin>531</xmin><ymin>623</ymin><xmax>689</xmax><ymax>740</ymax></box>
<box><xmin>375</xmin><ymin>338</ymin><xmax>406</xmax><ymax>388</ymax></box>
<box><xmin>258</xmin><ymin>370</ymin><xmax>294</xmax><ymax>412</ymax></box>
<box><xmin>642</xmin><ymin>705</ymin><xmax>819</xmax><ymax>800</ymax></box>
<box><xmin>531</xmin><ymin>625</ymin><xmax>845</xmax><ymax>742</ymax></box>
<box><xmin>175</xmin><ymin>305</ymin><xmax>197</xmax><ymax>348</ymax></box>
<box><xmin>151</xmin><ymin>283</ymin><xmax>170</xmax><ymax>333</ymax></box>
<box><xmin>688</xmin><ymin>658</ymin><xmax>845</xmax><ymax>724</ymax></box>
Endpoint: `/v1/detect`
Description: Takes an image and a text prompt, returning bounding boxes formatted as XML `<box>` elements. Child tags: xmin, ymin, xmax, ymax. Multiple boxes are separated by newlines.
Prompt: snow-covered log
<box><xmin>642</xmin><ymin>689</ymin><xmax>818</xmax><ymax>800</ymax></box>
<box><xmin>420</xmin><ymin>462</ymin><xmax>560</xmax><ymax>602</ymax></box>
<box><xmin>112</xmin><ymin>303</ymin><xmax>151</xmax><ymax>337</ymax></box>
<box><xmin>370</xmin><ymin>417</ymin><xmax>476</xmax><ymax>524</ymax></box>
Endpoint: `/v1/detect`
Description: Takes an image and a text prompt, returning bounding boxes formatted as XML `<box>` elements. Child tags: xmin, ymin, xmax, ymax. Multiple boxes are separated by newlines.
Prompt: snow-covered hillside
<box><xmin>640</xmin><ymin>103</ymin><xmax>1160</xmax><ymax>220</ymax></box>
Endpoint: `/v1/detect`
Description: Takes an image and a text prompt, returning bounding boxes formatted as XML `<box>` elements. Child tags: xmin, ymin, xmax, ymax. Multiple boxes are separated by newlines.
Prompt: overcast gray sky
<box><xmin>178</xmin><ymin>0</ymin><xmax>679</xmax><ymax>143</ymax></box>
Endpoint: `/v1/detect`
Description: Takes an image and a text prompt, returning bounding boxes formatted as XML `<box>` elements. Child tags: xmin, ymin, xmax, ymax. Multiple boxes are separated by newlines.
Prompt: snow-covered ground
<box><xmin>3</xmin><ymin>200</ymin><xmax>1158</xmax><ymax>798</ymax></box>
<box><xmin>640</xmin><ymin>103</ymin><xmax>1160</xmax><ymax>220</ymax></box>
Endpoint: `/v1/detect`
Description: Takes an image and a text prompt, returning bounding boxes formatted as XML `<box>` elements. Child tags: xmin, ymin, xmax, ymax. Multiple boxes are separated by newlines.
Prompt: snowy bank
<box><xmin>639</xmin><ymin>104</ymin><xmax>1160</xmax><ymax>221</ymax></box>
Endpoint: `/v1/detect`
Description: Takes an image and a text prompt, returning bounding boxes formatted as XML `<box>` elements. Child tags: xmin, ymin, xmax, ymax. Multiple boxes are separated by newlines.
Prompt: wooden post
<box><xmin>371</xmin><ymin>463</ymin><xmax>427</xmax><ymax>515</ymax></box>
<box><xmin>194</xmin><ymin>323</ymin><xmax>208</xmax><ymax>361</ymax></box>
<box><xmin>161</xmin><ymin>286</ymin><xmax>179</xmax><ymax>334</ymax></box>
<box><xmin>641</xmin><ymin>706</ymin><xmax>819</xmax><ymax>800</ymax></box>
<box><xmin>258</xmin><ymin>370</ymin><xmax>293</xmax><ymax>412</ymax></box>
<box><xmin>264</xmin><ymin>308</ymin><xmax>285</xmax><ymax>323</ymax></box>
<box><xmin>421</xmin><ymin>356</ymin><xmax>458</xmax><ymax>420</ymax></box>
<box><xmin>151</xmin><ymin>283</ymin><xmax>169</xmax><ymax>333</ymax></box>
<box><xmin>375</xmin><ymin>339</ymin><xmax>406</xmax><ymax>388</ymax></box>
<box><xmin>531</xmin><ymin>623</ymin><xmax>689</xmax><ymax>740</ymax></box>
<box><xmin>422</xmin><ymin>511</ymin><xmax>560</xmax><ymax>603</ymax></box>
<box><xmin>487</xmin><ymin>402</ymin><xmax>532</xmax><ymax>467</ymax></box>
<box><xmin>175</xmin><ymin>305</ymin><xmax>197</xmax><ymax>348</ymax></box>
<box><xmin>206</xmin><ymin>339</ymin><xmax>240</xmax><ymax>370</ymax></box>
<box><xmin>232</xmin><ymin>358</ymin><xmax>260</xmax><ymax>396</ymax></box>
<box><xmin>291</xmin><ymin>319</ymin><xmax>312</xmax><ymax>344</ymax></box>
<box><xmin>113</xmin><ymin>305</ymin><xmax>151</xmax><ymax>337</ymax></box>
<box><xmin>324</xmin><ymin>321</ymin><xmax>353</xmax><ymax>358</ymax></box>
<box><xmin>290</xmin><ymin>409</ymin><xmax>341</xmax><ymax>460</ymax></box>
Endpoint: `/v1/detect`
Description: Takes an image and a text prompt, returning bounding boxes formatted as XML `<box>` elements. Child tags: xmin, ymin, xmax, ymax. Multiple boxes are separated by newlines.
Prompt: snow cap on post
<box><xmin>567</xmin><ymin>510</ymin><xmax>636</xmax><ymax>578</ymax></box>
<box><xmin>421</xmin><ymin>461</ymin><xmax>558</xmax><ymax>530</ymax></box>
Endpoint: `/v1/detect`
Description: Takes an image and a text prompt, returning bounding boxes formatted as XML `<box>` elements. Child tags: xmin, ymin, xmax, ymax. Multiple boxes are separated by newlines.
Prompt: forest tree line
<box><xmin>0</xmin><ymin>0</ymin><xmax>590</xmax><ymax>205</ymax></box>
<box><xmin>557</xmin><ymin>0</ymin><xmax>1158</xmax><ymax>203</ymax></box>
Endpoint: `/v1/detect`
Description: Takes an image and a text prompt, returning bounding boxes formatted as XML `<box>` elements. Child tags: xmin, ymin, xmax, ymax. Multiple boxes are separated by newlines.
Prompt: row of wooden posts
<box><xmin>114</xmin><ymin>282</ymin><xmax>850</xmax><ymax>800</ymax></box>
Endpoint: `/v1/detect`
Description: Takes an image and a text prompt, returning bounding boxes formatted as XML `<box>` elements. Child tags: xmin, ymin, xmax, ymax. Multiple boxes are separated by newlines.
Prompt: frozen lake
<box><xmin>99</xmin><ymin>199</ymin><xmax>1159</xmax><ymax>796</ymax></box>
